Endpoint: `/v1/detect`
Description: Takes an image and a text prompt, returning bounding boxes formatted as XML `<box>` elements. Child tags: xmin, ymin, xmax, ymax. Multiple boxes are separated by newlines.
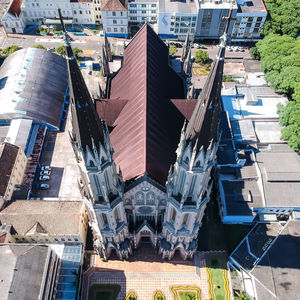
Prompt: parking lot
<box><xmin>33</xmin><ymin>111</ymin><xmax>82</xmax><ymax>200</ymax></box>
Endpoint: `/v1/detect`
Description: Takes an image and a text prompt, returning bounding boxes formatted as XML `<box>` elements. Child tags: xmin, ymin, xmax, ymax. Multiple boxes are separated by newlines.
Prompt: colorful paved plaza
<box><xmin>82</xmin><ymin>246</ymin><xmax>230</xmax><ymax>300</ymax></box>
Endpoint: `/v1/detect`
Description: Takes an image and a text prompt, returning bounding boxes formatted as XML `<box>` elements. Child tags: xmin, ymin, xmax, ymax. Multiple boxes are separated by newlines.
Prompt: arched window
<box><xmin>171</xmin><ymin>208</ymin><xmax>176</xmax><ymax>222</ymax></box>
<box><xmin>146</xmin><ymin>192</ymin><xmax>155</xmax><ymax>204</ymax></box>
<box><xmin>89</xmin><ymin>160</ymin><xmax>95</xmax><ymax>167</ymax></box>
<box><xmin>182</xmin><ymin>214</ymin><xmax>188</xmax><ymax>225</ymax></box>
<box><xmin>195</xmin><ymin>160</ymin><xmax>200</xmax><ymax>167</ymax></box>
<box><xmin>184</xmin><ymin>156</ymin><xmax>189</xmax><ymax>164</ymax></box>
<box><xmin>102</xmin><ymin>213</ymin><xmax>108</xmax><ymax>225</ymax></box>
<box><xmin>136</xmin><ymin>192</ymin><xmax>144</xmax><ymax>205</ymax></box>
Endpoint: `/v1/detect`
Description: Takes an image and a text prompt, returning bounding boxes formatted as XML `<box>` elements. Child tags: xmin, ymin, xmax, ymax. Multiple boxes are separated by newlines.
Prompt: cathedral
<box><xmin>59</xmin><ymin>9</ymin><xmax>227</xmax><ymax>260</ymax></box>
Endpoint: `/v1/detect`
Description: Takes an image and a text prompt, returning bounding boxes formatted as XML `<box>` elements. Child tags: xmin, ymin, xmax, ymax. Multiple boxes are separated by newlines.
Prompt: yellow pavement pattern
<box><xmin>206</xmin><ymin>267</ymin><xmax>214</xmax><ymax>300</ymax></box>
<box><xmin>153</xmin><ymin>290</ymin><xmax>166</xmax><ymax>300</ymax></box>
<box><xmin>170</xmin><ymin>285</ymin><xmax>201</xmax><ymax>300</ymax></box>
<box><xmin>124</xmin><ymin>290</ymin><xmax>137</xmax><ymax>300</ymax></box>
<box><xmin>223</xmin><ymin>269</ymin><xmax>231</xmax><ymax>300</ymax></box>
<box><xmin>82</xmin><ymin>49</ymin><xmax>95</xmax><ymax>55</ymax></box>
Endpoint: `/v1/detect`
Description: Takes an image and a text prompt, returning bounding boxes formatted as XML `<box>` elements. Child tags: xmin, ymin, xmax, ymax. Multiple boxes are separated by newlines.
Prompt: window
<box><xmin>142</xmin><ymin>10</ymin><xmax>146</xmax><ymax>14</ymax></box>
<box><xmin>121</xmin><ymin>27</ymin><xmax>124</xmax><ymax>32</ymax></box>
<box><xmin>151</xmin><ymin>10</ymin><xmax>156</xmax><ymax>13</ymax></box>
<box><xmin>142</xmin><ymin>4</ymin><xmax>146</xmax><ymax>7</ymax></box>
<box><xmin>113</xmin><ymin>20</ymin><xmax>117</xmax><ymax>24</ymax></box>
<box><xmin>107</xmin><ymin>27</ymin><xmax>111</xmax><ymax>32</ymax></box>
<box><xmin>114</xmin><ymin>209</ymin><xmax>120</xmax><ymax>222</ymax></box>
<box><xmin>114</xmin><ymin>27</ymin><xmax>117</xmax><ymax>32</ymax></box>
<box><xmin>80</xmin><ymin>10</ymin><xmax>82</xmax><ymax>14</ymax></box>
<box><xmin>257</xmin><ymin>17</ymin><xmax>263</xmax><ymax>22</ymax></box>
<box><xmin>151</xmin><ymin>3</ymin><xmax>156</xmax><ymax>7</ymax></box>
<box><xmin>136</xmin><ymin>192</ymin><xmax>144</xmax><ymax>205</ymax></box>
<box><xmin>112</xmin><ymin>11</ymin><xmax>116</xmax><ymax>16</ymax></box>
<box><xmin>130</xmin><ymin>3</ymin><xmax>137</xmax><ymax>7</ymax></box>
<box><xmin>89</xmin><ymin>160</ymin><xmax>95</xmax><ymax>167</ymax></box>
<box><xmin>130</xmin><ymin>16</ymin><xmax>137</xmax><ymax>20</ymax></box>
<box><xmin>131</xmin><ymin>10</ymin><xmax>137</xmax><ymax>14</ymax></box>
<box><xmin>102</xmin><ymin>213</ymin><xmax>108</xmax><ymax>225</ymax></box>
<box><xmin>171</xmin><ymin>208</ymin><xmax>176</xmax><ymax>221</ymax></box>
<box><xmin>182</xmin><ymin>214</ymin><xmax>188</xmax><ymax>225</ymax></box>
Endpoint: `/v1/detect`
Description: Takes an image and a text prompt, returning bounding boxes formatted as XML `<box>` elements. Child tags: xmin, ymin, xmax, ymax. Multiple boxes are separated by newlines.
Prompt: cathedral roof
<box><xmin>98</xmin><ymin>24</ymin><xmax>185</xmax><ymax>185</ymax></box>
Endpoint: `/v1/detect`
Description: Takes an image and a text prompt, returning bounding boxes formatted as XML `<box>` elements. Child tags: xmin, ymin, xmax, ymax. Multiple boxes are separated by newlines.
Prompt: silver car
<box><xmin>39</xmin><ymin>175</ymin><xmax>50</xmax><ymax>181</ymax></box>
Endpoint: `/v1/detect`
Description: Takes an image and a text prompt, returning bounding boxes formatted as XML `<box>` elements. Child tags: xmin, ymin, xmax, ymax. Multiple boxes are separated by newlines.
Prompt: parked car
<box><xmin>41</xmin><ymin>165</ymin><xmax>51</xmax><ymax>171</ymax></box>
<box><xmin>37</xmin><ymin>183</ymin><xmax>50</xmax><ymax>190</ymax></box>
<box><xmin>193</xmin><ymin>43</ymin><xmax>200</xmax><ymax>49</ymax></box>
<box><xmin>47</xmin><ymin>47</ymin><xmax>55</xmax><ymax>52</ymax></box>
<box><xmin>238</xmin><ymin>47</ymin><xmax>245</xmax><ymax>52</ymax></box>
<box><xmin>40</xmin><ymin>170</ymin><xmax>51</xmax><ymax>176</ymax></box>
<box><xmin>39</xmin><ymin>175</ymin><xmax>50</xmax><ymax>181</ymax></box>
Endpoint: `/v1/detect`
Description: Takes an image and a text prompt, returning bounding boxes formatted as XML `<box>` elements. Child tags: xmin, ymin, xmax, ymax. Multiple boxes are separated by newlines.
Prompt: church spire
<box><xmin>58</xmin><ymin>8</ymin><xmax>105</xmax><ymax>152</ymax></box>
<box><xmin>184</xmin><ymin>9</ymin><xmax>232</xmax><ymax>150</ymax></box>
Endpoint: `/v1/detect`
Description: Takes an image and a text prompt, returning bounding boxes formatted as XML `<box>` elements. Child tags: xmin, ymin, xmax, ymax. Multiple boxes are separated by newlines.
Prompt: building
<box><xmin>231</xmin><ymin>0</ymin><xmax>267</xmax><ymax>42</ymax></box>
<box><xmin>229</xmin><ymin>219</ymin><xmax>300</xmax><ymax>299</ymax></box>
<box><xmin>0</xmin><ymin>244</ymin><xmax>61</xmax><ymax>300</ymax></box>
<box><xmin>0</xmin><ymin>143</ymin><xmax>27</xmax><ymax>210</ymax></box>
<box><xmin>70</xmin><ymin>0</ymin><xmax>95</xmax><ymax>25</ymax></box>
<box><xmin>128</xmin><ymin>0</ymin><xmax>158</xmax><ymax>26</ymax></box>
<box><xmin>93</xmin><ymin>0</ymin><xmax>102</xmax><ymax>24</ymax></box>
<box><xmin>0</xmin><ymin>200</ymin><xmax>89</xmax><ymax>246</ymax></box>
<box><xmin>60</xmin><ymin>0</ymin><xmax>229</xmax><ymax>258</ymax></box>
<box><xmin>195</xmin><ymin>0</ymin><xmax>237</xmax><ymax>40</ymax></box>
<box><xmin>101</xmin><ymin>0</ymin><xmax>128</xmax><ymax>37</ymax></box>
<box><xmin>158</xmin><ymin>0</ymin><xmax>198</xmax><ymax>40</ymax></box>
<box><xmin>1</xmin><ymin>0</ymin><xmax>26</xmax><ymax>33</ymax></box>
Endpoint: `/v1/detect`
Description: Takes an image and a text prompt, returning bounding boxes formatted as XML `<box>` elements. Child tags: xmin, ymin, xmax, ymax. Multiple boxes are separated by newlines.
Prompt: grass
<box><xmin>207</xmin><ymin>256</ymin><xmax>230</xmax><ymax>300</ymax></box>
<box><xmin>193</xmin><ymin>64</ymin><xmax>211</xmax><ymax>76</ymax></box>
<box><xmin>88</xmin><ymin>284</ymin><xmax>121</xmax><ymax>300</ymax></box>
<box><xmin>178</xmin><ymin>291</ymin><xmax>196</xmax><ymax>300</ymax></box>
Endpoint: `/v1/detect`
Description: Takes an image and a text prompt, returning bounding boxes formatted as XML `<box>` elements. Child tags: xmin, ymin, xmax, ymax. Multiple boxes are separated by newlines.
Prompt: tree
<box><xmin>261</xmin><ymin>0</ymin><xmax>300</xmax><ymax>38</ymax></box>
<box><xmin>194</xmin><ymin>49</ymin><xmax>209</xmax><ymax>64</ymax></box>
<box><xmin>2</xmin><ymin>45</ymin><xmax>21</xmax><ymax>55</ymax></box>
<box><xmin>32</xmin><ymin>44</ymin><xmax>46</xmax><ymax>50</ymax></box>
<box><xmin>250</xmin><ymin>46</ymin><xmax>260</xmax><ymax>60</ymax></box>
<box><xmin>55</xmin><ymin>45</ymin><xmax>66</xmax><ymax>57</ymax></box>
<box><xmin>169</xmin><ymin>45</ymin><xmax>177</xmax><ymax>56</ymax></box>
<box><xmin>73</xmin><ymin>47</ymin><xmax>83</xmax><ymax>58</ymax></box>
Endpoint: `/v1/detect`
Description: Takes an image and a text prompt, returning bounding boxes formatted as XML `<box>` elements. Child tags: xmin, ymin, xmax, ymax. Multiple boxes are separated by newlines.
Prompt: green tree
<box><xmin>73</xmin><ymin>47</ymin><xmax>83</xmax><ymax>58</ymax></box>
<box><xmin>250</xmin><ymin>46</ymin><xmax>260</xmax><ymax>60</ymax></box>
<box><xmin>261</xmin><ymin>0</ymin><xmax>300</xmax><ymax>38</ymax></box>
<box><xmin>169</xmin><ymin>45</ymin><xmax>177</xmax><ymax>56</ymax></box>
<box><xmin>2</xmin><ymin>45</ymin><xmax>21</xmax><ymax>55</ymax></box>
<box><xmin>55</xmin><ymin>45</ymin><xmax>66</xmax><ymax>56</ymax></box>
<box><xmin>194</xmin><ymin>49</ymin><xmax>209</xmax><ymax>64</ymax></box>
<box><xmin>32</xmin><ymin>44</ymin><xmax>46</xmax><ymax>50</ymax></box>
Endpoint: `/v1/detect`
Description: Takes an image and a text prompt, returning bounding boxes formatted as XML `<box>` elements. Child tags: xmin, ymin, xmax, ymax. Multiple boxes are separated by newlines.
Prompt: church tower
<box><xmin>58</xmin><ymin>9</ymin><xmax>131</xmax><ymax>259</ymax></box>
<box><xmin>159</xmin><ymin>15</ymin><xmax>230</xmax><ymax>260</ymax></box>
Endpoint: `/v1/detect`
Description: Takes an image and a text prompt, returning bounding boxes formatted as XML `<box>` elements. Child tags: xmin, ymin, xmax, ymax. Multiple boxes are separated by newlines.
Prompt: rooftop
<box><xmin>0</xmin><ymin>244</ymin><xmax>52</xmax><ymax>300</ymax></box>
<box><xmin>0</xmin><ymin>143</ymin><xmax>19</xmax><ymax>197</ymax></box>
<box><xmin>99</xmin><ymin>24</ymin><xmax>185</xmax><ymax>185</ymax></box>
<box><xmin>7</xmin><ymin>0</ymin><xmax>21</xmax><ymax>17</ymax></box>
<box><xmin>101</xmin><ymin>0</ymin><xmax>127</xmax><ymax>11</ymax></box>
<box><xmin>159</xmin><ymin>0</ymin><xmax>198</xmax><ymax>14</ymax></box>
<box><xmin>0</xmin><ymin>200</ymin><xmax>84</xmax><ymax>235</ymax></box>
<box><xmin>256</xmin><ymin>144</ymin><xmax>300</xmax><ymax>207</ymax></box>
<box><xmin>237</xmin><ymin>0</ymin><xmax>267</xmax><ymax>14</ymax></box>
<box><xmin>199</xmin><ymin>0</ymin><xmax>237</xmax><ymax>9</ymax></box>
<box><xmin>0</xmin><ymin>48</ymin><xmax>67</xmax><ymax>129</ymax></box>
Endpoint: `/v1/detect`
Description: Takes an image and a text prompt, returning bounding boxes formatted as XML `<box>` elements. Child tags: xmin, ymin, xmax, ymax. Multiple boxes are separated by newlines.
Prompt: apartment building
<box><xmin>158</xmin><ymin>0</ymin><xmax>198</xmax><ymax>40</ymax></box>
<box><xmin>70</xmin><ymin>0</ymin><xmax>95</xmax><ymax>25</ymax></box>
<box><xmin>101</xmin><ymin>0</ymin><xmax>128</xmax><ymax>37</ymax></box>
<box><xmin>231</xmin><ymin>0</ymin><xmax>267</xmax><ymax>42</ymax></box>
<box><xmin>195</xmin><ymin>0</ymin><xmax>237</xmax><ymax>39</ymax></box>
<box><xmin>93</xmin><ymin>0</ymin><xmax>102</xmax><ymax>24</ymax></box>
<box><xmin>128</xmin><ymin>0</ymin><xmax>158</xmax><ymax>25</ymax></box>
<box><xmin>0</xmin><ymin>142</ymin><xmax>27</xmax><ymax>210</ymax></box>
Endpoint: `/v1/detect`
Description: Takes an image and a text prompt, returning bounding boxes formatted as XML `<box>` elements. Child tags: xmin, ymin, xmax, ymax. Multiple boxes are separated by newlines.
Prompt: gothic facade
<box><xmin>60</xmin><ymin>8</ymin><xmax>227</xmax><ymax>260</ymax></box>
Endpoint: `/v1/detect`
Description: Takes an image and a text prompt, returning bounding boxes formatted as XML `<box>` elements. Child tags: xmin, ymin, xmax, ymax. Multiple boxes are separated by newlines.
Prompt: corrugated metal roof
<box><xmin>0</xmin><ymin>48</ymin><xmax>67</xmax><ymax>129</ymax></box>
<box><xmin>104</xmin><ymin>24</ymin><xmax>185</xmax><ymax>185</ymax></box>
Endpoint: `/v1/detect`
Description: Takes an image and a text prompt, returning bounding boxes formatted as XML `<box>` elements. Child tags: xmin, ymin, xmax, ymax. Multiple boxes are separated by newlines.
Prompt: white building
<box><xmin>101</xmin><ymin>0</ymin><xmax>128</xmax><ymax>38</ymax></box>
<box><xmin>70</xmin><ymin>0</ymin><xmax>95</xmax><ymax>25</ymax></box>
<box><xmin>128</xmin><ymin>0</ymin><xmax>158</xmax><ymax>25</ymax></box>
<box><xmin>93</xmin><ymin>0</ymin><xmax>102</xmax><ymax>24</ymax></box>
<box><xmin>158</xmin><ymin>0</ymin><xmax>198</xmax><ymax>40</ymax></box>
<box><xmin>231</xmin><ymin>0</ymin><xmax>267</xmax><ymax>42</ymax></box>
<box><xmin>1</xmin><ymin>0</ymin><xmax>26</xmax><ymax>33</ymax></box>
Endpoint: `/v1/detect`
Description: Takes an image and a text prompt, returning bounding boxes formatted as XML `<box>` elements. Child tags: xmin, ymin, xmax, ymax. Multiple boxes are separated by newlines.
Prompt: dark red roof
<box><xmin>0</xmin><ymin>143</ymin><xmax>19</xmax><ymax>197</ymax></box>
<box><xmin>8</xmin><ymin>0</ymin><xmax>22</xmax><ymax>17</ymax></box>
<box><xmin>171</xmin><ymin>99</ymin><xmax>197</xmax><ymax>120</ymax></box>
<box><xmin>100</xmin><ymin>25</ymin><xmax>185</xmax><ymax>185</ymax></box>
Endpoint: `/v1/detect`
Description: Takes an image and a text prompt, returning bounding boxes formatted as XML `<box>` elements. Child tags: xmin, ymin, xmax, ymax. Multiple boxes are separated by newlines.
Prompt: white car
<box><xmin>39</xmin><ymin>175</ymin><xmax>50</xmax><ymax>181</ymax></box>
<box><xmin>41</xmin><ymin>165</ymin><xmax>51</xmax><ymax>171</ymax></box>
<box><xmin>193</xmin><ymin>43</ymin><xmax>200</xmax><ymax>49</ymax></box>
<box><xmin>40</xmin><ymin>170</ymin><xmax>51</xmax><ymax>176</ymax></box>
<box><xmin>37</xmin><ymin>183</ymin><xmax>50</xmax><ymax>189</ymax></box>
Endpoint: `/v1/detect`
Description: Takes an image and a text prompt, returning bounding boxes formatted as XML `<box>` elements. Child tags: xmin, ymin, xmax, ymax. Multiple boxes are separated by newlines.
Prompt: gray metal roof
<box><xmin>0</xmin><ymin>244</ymin><xmax>50</xmax><ymax>300</ymax></box>
<box><xmin>0</xmin><ymin>48</ymin><xmax>67</xmax><ymax>129</ymax></box>
<box><xmin>256</xmin><ymin>144</ymin><xmax>300</xmax><ymax>207</ymax></box>
<box><xmin>237</xmin><ymin>0</ymin><xmax>267</xmax><ymax>14</ymax></box>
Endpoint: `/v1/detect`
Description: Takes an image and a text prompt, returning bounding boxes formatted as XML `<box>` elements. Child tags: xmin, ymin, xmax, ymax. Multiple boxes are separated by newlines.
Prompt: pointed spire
<box><xmin>183</xmin><ymin>47</ymin><xmax>192</xmax><ymax>77</ymax></box>
<box><xmin>58</xmin><ymin>8</ymin><xmax>106</xmax><ymax>152</ymax></box>
<box><xmin>104</xmin><ymin>31</ymin><xmax>112</xmax><ymax>62</ymax></box>
<box><xmin>102</xmin><ymin>45</ymin><xmax>110</xmax><ymax>77</ymax></box>
<box><xmin>183</xmin><ymin>9</ymin><xmax>232</xmax><ymax>151</ymax></box>
<box><xmin>181</xmin><ymin>32</ymin><xmax>190</xmax><ymax>62</ymax></box>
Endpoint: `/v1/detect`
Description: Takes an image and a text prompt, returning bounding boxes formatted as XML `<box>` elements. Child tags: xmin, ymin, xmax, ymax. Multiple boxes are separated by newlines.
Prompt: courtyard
<box><xmin>82</xmin><ymin>245</ymin><xmax>231</xmax><ymax>300</ymax></box>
